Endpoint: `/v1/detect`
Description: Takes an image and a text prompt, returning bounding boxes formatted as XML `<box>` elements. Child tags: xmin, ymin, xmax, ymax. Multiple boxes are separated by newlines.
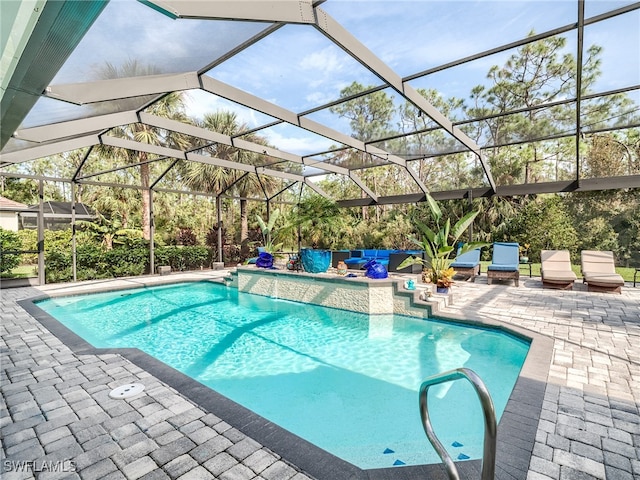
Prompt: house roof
<box><xmin>20</xmin><ymin>201</ymin><xmax>95</xmax><ymax>218</ymax></box>
<box><xmin>0</xmin><ymin>196</ymin><xmax>29</xmax><ymax>211</ymax></box>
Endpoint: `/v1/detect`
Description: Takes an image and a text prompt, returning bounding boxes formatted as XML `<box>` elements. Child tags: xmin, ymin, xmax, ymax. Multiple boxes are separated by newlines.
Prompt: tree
<box><xmin>181</xmin><ymin>111</ymin><xmax>279</xmax><ymax>245</ymax></box>
<box><xmin>466</xmin><ymin>32</ymin><xmax>636</xmax><ymax>185</ymax></box>
<box><xmin>92</xmin><ymin>60</ymin><xmax>190</xmax><ymax>241</ymax></box>
<box><xmin>504</xmin><ymin>195</ymin><xmax>579</xmax><ymax>262</ymax></box>
<box><xmin>583</xmin><ymin>132</ymin><xmax>640</xmax><ymax>178</ymax></box>
<box><xmin>287</xmin><ymin>195</ymin><xmax>345</xmax><ymax>249</ymax></box>
<box><xmin>0</xmin><ymin>177</ymin><xmax>38</xmax><ymax>205</ymax></box>
<box><xmin>396</xmin><ymin>88</ymin><xmax>478</xmax><ymax>189</ymax></box>
<box><xmin>330</xmin><ymin>82</ymin><xmax>396</xmax><ymax>220</ymax></box>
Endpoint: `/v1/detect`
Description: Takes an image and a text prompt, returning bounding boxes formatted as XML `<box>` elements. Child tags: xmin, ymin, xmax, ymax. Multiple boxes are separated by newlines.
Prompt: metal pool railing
<box><xmin>419</xmin><ymin>368</ymin><xmax>497</xmax><ymax>480</ymax></box>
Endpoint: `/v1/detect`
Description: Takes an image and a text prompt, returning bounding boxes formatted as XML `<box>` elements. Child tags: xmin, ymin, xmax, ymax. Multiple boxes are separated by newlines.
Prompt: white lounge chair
<box><xmin>580</xmin><ymin>250</ymin><xmax>624</xmax><ymax>294</ymax></box>
<box><xmin>540</xmin><ymin>250</ymin><xmax>576</xmax><ymax>290</ymax></box>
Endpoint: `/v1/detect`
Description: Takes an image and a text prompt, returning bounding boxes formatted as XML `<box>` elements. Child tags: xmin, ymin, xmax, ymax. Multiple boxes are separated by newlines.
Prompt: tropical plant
<box><xmin>288</xmin><ymin>195</ymin><xmax>344</xmax><ymax>249</ymax></box>
<box><xmin>256</xmin><ymin>209</ymin><xmax>284</xmax><ymax>254</ymax></box>
<box><xmin>76</xmin><ymin>215</ymin><xmax>142</xmax><ymax>251</ymax></box>
<box><xmin>398</xmin><ymin>194</ymin><xmax>489</xmax><ymax>287</ymax></box>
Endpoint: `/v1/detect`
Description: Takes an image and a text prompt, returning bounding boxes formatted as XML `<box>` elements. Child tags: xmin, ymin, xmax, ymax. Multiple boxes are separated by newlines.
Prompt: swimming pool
<box><xmin>36</xmin><ymin>281</ymin><xmax>529</xmax><ymax>470</ymax></box>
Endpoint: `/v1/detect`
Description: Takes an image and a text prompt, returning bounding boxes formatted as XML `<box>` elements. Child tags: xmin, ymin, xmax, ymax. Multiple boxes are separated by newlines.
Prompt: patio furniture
<box><xmin>487</xmin><ymin>242</ymin><xmax>520</xmax><ymax>286</ymax></box>
<box><xmin>388</xmin><ymin>250</ymin><xmax>423</xmax><ymax>273</ymax></box>
<box><xmin>540</xmin><ymin>250</ymin><xmax>576</xmax><ymax>290</ymax></box>
<box><xmin>331</xmin><ymin>250</ymin><xmax>351</xmax><ymax>268</ymax></box>
<box><xmin>344</xmin><ymin>249</ymin><xmax>393</xmax><ymax>269</ymax></box>
<box><xmin>451</xmin><ymin>247</ymin><xmax>481</xmax><ymax>281</ymax></box>
<box><xmin>581</xmin><ymin>250</ymin><xmax>624</xmax><ymax>294</ymax></box>
<box><xmin>631</xmin><ymin>251</ymin><xmax>640</xmax><ymax>287</ymax></box>
<box><xmin>519</xmin><ymin>261</ymin><xmax>533</xmax><ymax>278</ymax></box>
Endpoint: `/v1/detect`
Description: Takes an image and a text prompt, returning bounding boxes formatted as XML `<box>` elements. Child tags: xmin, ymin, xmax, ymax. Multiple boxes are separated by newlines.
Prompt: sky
<box><xmin>16</xmin><ymin>0</ymin><xmax>640</xmax><ymax>157</ymax></box>
<box><xmin>191</xmin><ymin>0</ymin><xmax>640</xmax><ymax>154</ymax></box>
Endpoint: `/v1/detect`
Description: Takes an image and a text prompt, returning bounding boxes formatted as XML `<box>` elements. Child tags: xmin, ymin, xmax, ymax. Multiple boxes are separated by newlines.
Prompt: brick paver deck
<box><xmin>1</xmin><ymin>271</ymin><xmax>639</xmax><ymax>480</ymax></box>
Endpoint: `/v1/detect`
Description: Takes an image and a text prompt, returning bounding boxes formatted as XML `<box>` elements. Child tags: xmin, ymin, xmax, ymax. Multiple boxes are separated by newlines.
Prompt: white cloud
<box><xmin>299</xmin><ymin>47</ymin><xmax>344</xmax><ymax>73</ymax></box>
<box><xmin>261</xmin><ymin>129</ymin><xmax>334</xmax><ymax>156</ymax></box>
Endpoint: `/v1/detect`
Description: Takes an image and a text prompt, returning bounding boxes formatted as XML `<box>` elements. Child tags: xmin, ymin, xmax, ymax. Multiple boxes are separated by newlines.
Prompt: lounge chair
<box><xmin>540</xmin><ymin>250</ymin><xmax>577</xmax><ymax>290</ymax></box>
<box><xmin>580</xmin><ymin>250</ymin><xmax>624</xmax><ymax>294</ymax></box>
<box><xmin>487</xmin><ymin>242</ymin><xmax>520</xmax><ymax>286</ymax></box>
<box><xmin>451</xmin><ymin>247</ymin><xmax>481</xmax><ymax>281</ymax></box>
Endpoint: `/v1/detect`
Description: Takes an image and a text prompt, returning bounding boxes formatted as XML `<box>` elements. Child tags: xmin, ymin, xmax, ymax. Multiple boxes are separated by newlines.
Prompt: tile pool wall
<box><xmin>234</xmin><ymin>266</ymin><xmax>439</xmax><ymax>317</ymax></box>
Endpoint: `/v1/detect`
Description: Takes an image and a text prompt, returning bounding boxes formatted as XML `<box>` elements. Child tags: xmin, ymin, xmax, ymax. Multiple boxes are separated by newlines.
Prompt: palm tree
<box><xmin>182</xmin><ymin>111</ymin><xmax>279</xmax><ymax>244</ymax></box>
<box><xmin>91</xmin><ymin>60</ymin><xmax>190</xmax><ymax>240</ymax></box>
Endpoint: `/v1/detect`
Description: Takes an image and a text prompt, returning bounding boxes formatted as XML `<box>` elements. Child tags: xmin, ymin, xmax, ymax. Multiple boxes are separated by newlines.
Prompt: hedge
<box><xmin>44</xmin><ymin>245</ymin><xmax>213</xmax><ymax>283</ymax></box>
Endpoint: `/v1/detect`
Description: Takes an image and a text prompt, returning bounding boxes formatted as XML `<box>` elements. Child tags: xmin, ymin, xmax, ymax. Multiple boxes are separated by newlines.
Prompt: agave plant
<box><xmin>398</xmin><ymin>194</ymin><xmax>490</xmax><ymax>287</ymax></box>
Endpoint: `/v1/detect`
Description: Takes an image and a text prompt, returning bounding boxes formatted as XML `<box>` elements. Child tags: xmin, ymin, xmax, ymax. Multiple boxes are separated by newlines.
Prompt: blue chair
<box><xmin>451</xmin><ymin>247</ymin><xmax>482</xmax><ymax>281</ymax></box>
<box><xmin>487</xmin><ymin>242</ymin><xmax>520</xmax><ymax>286</ymax></box>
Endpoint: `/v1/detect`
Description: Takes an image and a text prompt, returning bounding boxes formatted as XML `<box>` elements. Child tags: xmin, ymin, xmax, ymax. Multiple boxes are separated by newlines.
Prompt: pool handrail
<box><xmin>419</xmin><ymin>367</ymin><xmax>497</xmax><ymax>480</ymax></box>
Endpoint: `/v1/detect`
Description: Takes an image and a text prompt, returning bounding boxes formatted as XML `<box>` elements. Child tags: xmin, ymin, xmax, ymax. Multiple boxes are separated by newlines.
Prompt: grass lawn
<box><xmin>1</xmin><ymin>264</ymin><xmax>37</xmax><ymax>279</ymax></box>
<box><xmin>479</xmin><ymin>261</ymin><xmax>638</xmax><ymax>282</ymax></box>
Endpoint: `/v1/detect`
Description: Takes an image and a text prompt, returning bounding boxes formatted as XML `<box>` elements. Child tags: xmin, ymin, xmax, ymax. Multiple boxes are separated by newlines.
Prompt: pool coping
<box><xmin>18</xmin><ymin>277</ymin><xmax>553</xmax><ymax>480</ymax></box>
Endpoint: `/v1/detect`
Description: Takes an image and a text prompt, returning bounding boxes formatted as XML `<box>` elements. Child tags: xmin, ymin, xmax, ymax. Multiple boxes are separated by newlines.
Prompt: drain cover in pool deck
<box><xmin>109</xmin><ymin>383</ymin><xmax>145</xmax><ymax>399</ymax></box>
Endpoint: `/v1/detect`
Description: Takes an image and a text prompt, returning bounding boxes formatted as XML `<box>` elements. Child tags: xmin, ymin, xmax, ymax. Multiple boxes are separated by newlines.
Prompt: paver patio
<box><xmin>1</xmin><ymin>271</ymin><xmax>638</xmax><ymax>480</ymax></box>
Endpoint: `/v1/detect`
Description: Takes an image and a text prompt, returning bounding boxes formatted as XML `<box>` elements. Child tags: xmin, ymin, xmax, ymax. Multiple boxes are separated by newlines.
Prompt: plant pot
<box><xmin>436</xmin><ymin>286</ymin><xmax>450</xmax><ymax>294</ymax></box>
<box><xmin>519</xmin><ymin>256</ymin><xmax>529</xmax><ymax>264</ymax></box>
<box><xmin>300</xmin><ymin>248</ymin><xmax>331</xmax><ymax>273</ymax></box>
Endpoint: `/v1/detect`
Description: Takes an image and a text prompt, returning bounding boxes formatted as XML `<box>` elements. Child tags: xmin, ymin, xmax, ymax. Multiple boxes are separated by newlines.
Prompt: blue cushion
<box><xmin>488</xmin><ymin>264</ymin><xmax>518</xmax><ymax>271</ymax></box>
<box><xmin>451</xmin><ymin>248</ymin><xmax>481</xmax><ymax>268</ymax></box>
<box><xmin>344</xmin><ymin>258</ymin><xmax>366</xmax><ymax>266</ymax></box>
<box><xmin>491</xmin><ymin>242</ymin><xmax>519</xmax><ymax>266</ymax></box>
<box><xmin>451</xmin><ymin>261</ymin><xmax>478</xmax><ymax>268</ymax></box>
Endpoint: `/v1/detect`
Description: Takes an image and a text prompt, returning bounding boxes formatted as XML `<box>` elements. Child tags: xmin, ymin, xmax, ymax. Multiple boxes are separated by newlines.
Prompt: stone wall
<box><xmin>233</xmin><ymin>266</ymin><xmax>437</xmax><ymax>316</ymax></box>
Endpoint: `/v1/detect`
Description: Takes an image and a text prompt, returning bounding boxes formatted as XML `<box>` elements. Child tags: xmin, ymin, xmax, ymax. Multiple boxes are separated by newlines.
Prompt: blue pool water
<box><xmin>37</xmin><ymin>281</ymin><xmax>529</xmax><ymax>469</ymax></box>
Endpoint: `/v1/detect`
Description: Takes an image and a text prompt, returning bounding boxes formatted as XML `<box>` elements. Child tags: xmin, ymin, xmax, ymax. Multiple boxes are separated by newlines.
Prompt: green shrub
<box><xmin>43</xmin><ymin>242</ymin><xmax>211</xmax><ymax>283</ymax></box>
<box><xmin>45</xmin><ymin>250</ymin><xmax>72</xmax><ymax>283</ymax></box>
<box><xmin>155</xmin><ymin>246</ymin><xmax>209</xmax><ymax>270</ymax></box>
<box><xmin>16</xmin><ymin>229</ymin><xmax>37</xmax><ymax>263</ymax></box>
<box><xmin>105</xmin><ymin>247</ymin><xmax>149</xmax><ymax>277</ymax></box>
<box><xmin>0</xmin><ymin>228</ymin><xmax>22</xmax><ymax>274</ymax></box>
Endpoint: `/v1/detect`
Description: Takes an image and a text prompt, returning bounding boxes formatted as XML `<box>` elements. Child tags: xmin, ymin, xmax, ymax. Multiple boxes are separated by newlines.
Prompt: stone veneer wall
<box><xmin>233</xmin><ymin>266</ymin><xmax>436</xmax><ymax>316</ymax></box>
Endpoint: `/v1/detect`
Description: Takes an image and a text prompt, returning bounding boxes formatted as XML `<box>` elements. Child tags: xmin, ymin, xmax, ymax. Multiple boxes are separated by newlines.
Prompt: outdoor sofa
<box><xmin>344</xmin><ymin>249</ymin><xmax>423</xmax><ymax>272</ymax></box>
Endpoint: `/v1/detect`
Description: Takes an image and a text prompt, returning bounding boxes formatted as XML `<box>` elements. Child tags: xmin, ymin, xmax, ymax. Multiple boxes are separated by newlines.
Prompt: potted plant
<box><xmin>289</xmin><ymin>196</ymin><xmax>342</xmax><ymax>273</ymax></box>
<box><xmin>398</xmin><ymin>194</ymin><xmax>489</xmax><ymax>293</ymax></box>
<box><xmin>519</xmin><ymin>243</ymin><xmax>530</xmax><ymax>264</ymax></box>
<box><xmin>255</xmin><ymin>209</ymin><xmax>284</xmax><ymax>268</ymax></box>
